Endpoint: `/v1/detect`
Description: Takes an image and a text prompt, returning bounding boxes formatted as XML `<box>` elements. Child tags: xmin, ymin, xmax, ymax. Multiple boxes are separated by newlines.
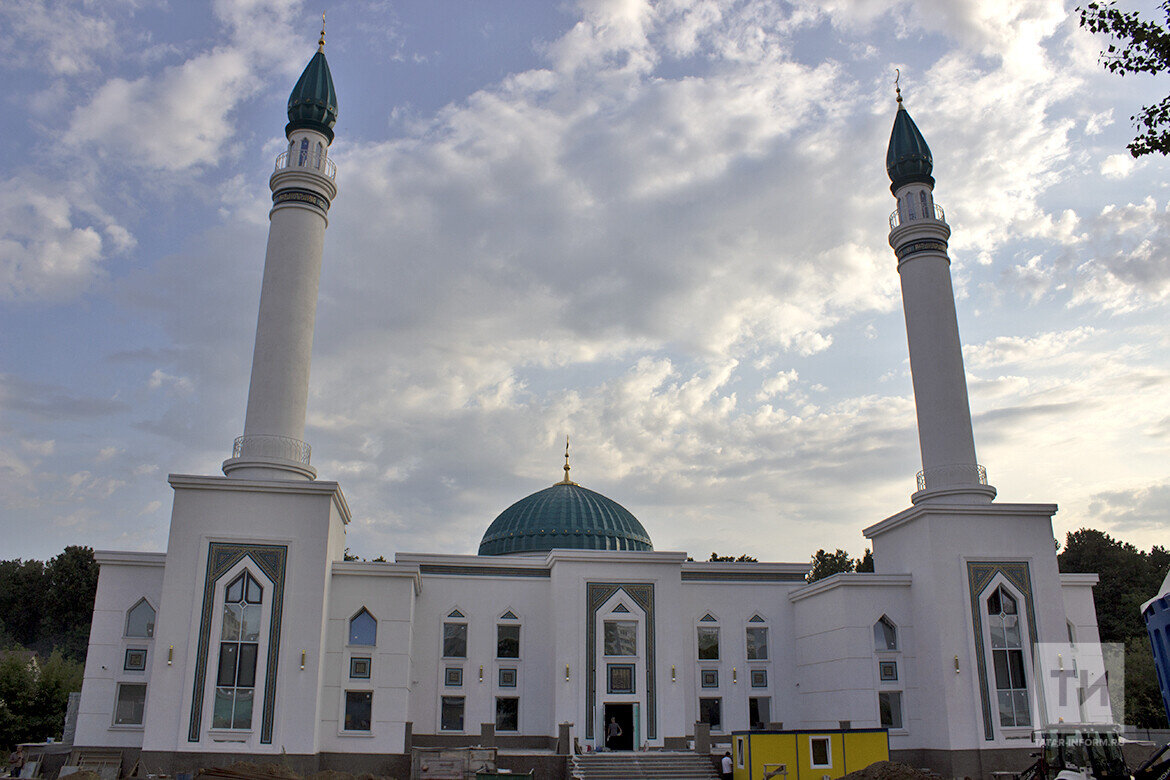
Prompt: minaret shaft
<box><xmin>241</xmin><ymin>203</ymin><xmax>328</xmax><ymax>445</ymax></box>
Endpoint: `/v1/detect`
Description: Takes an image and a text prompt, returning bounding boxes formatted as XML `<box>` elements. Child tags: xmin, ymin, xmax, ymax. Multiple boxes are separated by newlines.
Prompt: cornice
<box><xmin>788</xmin><ymin>572</ymin><xmax>913</xmax><ymax>603</ymax></box>
<box><xmin>167</xmin><ymin>473</ymin><xmax>351</xmax><ymax>525</ymax></box>
<box><xmin>863</xmin><ymin>501</ymin><xmax>1058</xmax><ymax>539</ymax></box>
<box><xmin>94</xmin><ymin>550</ymin><xmax>167</xmax><ymax>567</ymax></box>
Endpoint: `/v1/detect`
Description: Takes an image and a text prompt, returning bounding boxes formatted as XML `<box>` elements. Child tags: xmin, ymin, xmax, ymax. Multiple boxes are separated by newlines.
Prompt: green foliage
<box><xmin>806</xmin><ymin>548</ymin><xmax>873</xmax><ymax>582</ymax></box>
<box><xmin>1058</xmin><ymin>528</ymin><xmax>1169</xmax><ymax>727</ymax></box>
<box><xmin>708</xmin><ymin>552</ymin><xmax>758</xmax><ymax>562</ymax></box>
<box><xmin>1078</xmin><ymin>1</ymin><xmax>1170</xmax><ymax>156</ymax></box>
<box><xmin>0</xmin><ymin>650</ymin><xmax>83</xmax><ymax>748</ymax></box>
<box><xmin>0</xmin><ymin>547</ymin><xmax>97</xmax><ymax>663</ymax></box>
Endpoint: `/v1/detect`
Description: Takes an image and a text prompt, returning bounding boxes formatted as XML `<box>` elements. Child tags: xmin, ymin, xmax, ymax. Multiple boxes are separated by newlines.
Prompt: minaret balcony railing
<box><xmin>889</xmin><ymin>203</ymin><xmax>945</xmax><ymax>230</ymax></box>
<box><xmin>916</xmin><ymin>463</ymin><xmax>987</xmax><ymax>492</ymax></box>
<box><xmin>232</xmin><ymin>434</ymin><xmax>312</xmax><ymax>464</ymax></box>
<box><xmin>274</xmin><ymin>150</ymin><xmax>336</xmax><ymax>180</ymax></box>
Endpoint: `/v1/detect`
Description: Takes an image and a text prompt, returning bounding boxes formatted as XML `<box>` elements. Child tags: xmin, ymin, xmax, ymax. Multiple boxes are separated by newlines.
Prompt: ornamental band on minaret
<box><xmin>886</xmin><ymin>82</ymin><xmax>996</xmax><ymax>504</ymax></box>
<box><xmin>223</xmin><ymin>23</ymin><xmax>338</xmax><ymax>481</ymax></box>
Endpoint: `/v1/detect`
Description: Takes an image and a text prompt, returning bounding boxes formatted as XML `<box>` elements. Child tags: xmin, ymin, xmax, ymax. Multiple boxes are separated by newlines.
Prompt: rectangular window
<box><xmin>114</xmin><ymin>683</ymin><xmax>146</xmax><ymax>725</ymax></box>
<box><xmin>604</xmin><ymin>621</ymin><xmax>637</xmax><ymax>656</ymax></box>
<box><xmin>699</xmin><ymin>697</ymin><xmax>722</xmax><ymax>731</ymax></box>
<box><xmin>498</xmin><ymin>668</ymin><xmax>517</xmax><ymax>688</ymax></box>
<box><xmin>697</xmin><ymin>626</ymin><xmax>720</xmax><ymax>660</ymax></box>
<box><xmin>701</xmin><ymin>669</ymin><xmax>719</xmax><ymax>688</ymax></box>
<box><xmin>441</xmin><ymin>696</ymin><xmax>465</xmax><ymax>731</ymax></box>
<box><xmin>443</xmin><ymin>622</ymin><xmax>468</xmax><ymax>658</ymax></box>
<box><xmin>750</xmin><ymin>669</ymin><xmax>768</xmax><ymax>688</ymax></box>
<box><xmin>495</xmin><ymin>697</ymin><xmax>519</xmax><ymax>732</ymax></box>
<box><xmin>879</xmin><ymin>660</ymin><xmax>898</xmax><ymax>682</ymax></box>
<box><xmin>879</xmin><ymin>691</ymin><xmax>903</xmax><ymax>730</ymax></box>
<box><xmin>749</xmin><ymin>696</ymin><xmax>771</xmax><ymax>730</ymax></box>
<box><xmin>607</xmin><ymin>664</ymin><xmax>635</xmax><ymax>694</ymax></box>
<box><xmin>810</xmin><ymin>737</ymin><xmax>831</xmax><ymax>768</ymax></box>
<box><xmin>344</xmin><ymin>691</ymin><xmax>372</xmax><ymax>732</ymax></box>
<box><xmin>497</xmin><ymin>624</ymin><xmax>520</xmax><ymax>658</ymax></box>
<box><xmin>349</xmin><ymin>657</ymin><xmax>371</xmax><ymax>679</ymax></box>
<box><xmin>746</xmin><ymin>627</ymin><xmax>768</xmax><ymax>660</ymax></box>
<box><xmin>445</xmin><ymin>667</ymin><xmax>463</xmax><ymax>687</ymax></box>
<box><xmin>124</xmin><ymin>648</ymin><xmax>147</xmax><ymax>671</ymax></box>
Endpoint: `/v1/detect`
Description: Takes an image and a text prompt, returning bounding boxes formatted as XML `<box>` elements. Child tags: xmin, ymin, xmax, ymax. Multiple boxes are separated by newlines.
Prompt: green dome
<box><xmin>886</xmin><ymin>104</ymin><xmax>933</xmax><ymax>194</ymax></box>
<box><xmin>478</xmin><ymin>481</ymin><xmax>653</xmax><ymax>556</ymax></box>
<box><xmin>287</xmin><ymin>50</ymin><xmax>338</xmax><ymax>142</ymax></box>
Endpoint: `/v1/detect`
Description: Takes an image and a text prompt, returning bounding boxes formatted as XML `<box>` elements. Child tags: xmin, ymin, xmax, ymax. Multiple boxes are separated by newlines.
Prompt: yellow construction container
<box><xmin>730</xmin><ymin>728</ymin><xmax>889</xmax><ymax>780</ymax></box>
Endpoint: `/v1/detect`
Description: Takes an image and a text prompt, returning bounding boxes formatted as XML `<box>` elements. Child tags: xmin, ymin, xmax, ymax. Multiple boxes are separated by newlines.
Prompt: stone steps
<box><xmin>571</xmin><ymin>751</ymin><xmax>721</xmax><ymax>780</ymax></box>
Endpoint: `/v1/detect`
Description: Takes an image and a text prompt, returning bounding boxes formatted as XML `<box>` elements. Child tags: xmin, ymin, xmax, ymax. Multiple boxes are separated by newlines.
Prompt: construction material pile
<box><xmin>195</xmin><ymin>762</ymin><xmax>392</xmax><ymax>780</ymax></box>
<box><xmin>840</xmin><ymin>760</ymin><xmax>939</xmax><ymax>780</ymax></box>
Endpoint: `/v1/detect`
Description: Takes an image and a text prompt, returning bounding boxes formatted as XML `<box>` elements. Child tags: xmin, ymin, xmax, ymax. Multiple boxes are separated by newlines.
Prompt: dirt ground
<box><xmin>840</xmin><ymin>760</ymin><xmax>939</xmax><ymax>780</ymax></box>
<box><xmin>194</xmin><ymin>762</ymin><xmax>395</xmax><ymax>780</ymax></box>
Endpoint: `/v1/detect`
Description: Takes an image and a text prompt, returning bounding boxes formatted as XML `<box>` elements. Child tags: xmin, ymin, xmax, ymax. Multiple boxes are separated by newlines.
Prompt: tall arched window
<box><xmin>349</xmin><ymin>608</ymin><xmax>377</xmax><ymax>646</ymax></box>
<box><xmin>125</xmin><ymin>598</ymin><xmax>156</xmax><ymax>638</ymax></box>
<box><xmin>298</xmin><ymin>137</ymin><xmax>309</xmax><ymax>165</ymax></box>
<box><xmin>988</xmin><ymin>586</ymin><xmax>1030</xmax><ymax>727</ymax></box>
<box><xmin>213</xmin><ymin>571</ymin><xmax>262</xmax><ymax>730</ymax></box>
<box><xmin>919</xmin><ymin>190</ymin><xmax>929</xmax><ymax>219</ymax></box>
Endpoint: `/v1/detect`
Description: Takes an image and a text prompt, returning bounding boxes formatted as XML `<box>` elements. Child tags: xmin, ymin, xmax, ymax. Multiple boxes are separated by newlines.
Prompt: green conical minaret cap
<box><xmin>287</xmin><ymin>49</ymin><xmax>338</xmax><ymax>142</ymax></box>
<box><xmin>886</xmin><ymin>102</ymin><xmax>933</xmax><ymax>194</ymax></box>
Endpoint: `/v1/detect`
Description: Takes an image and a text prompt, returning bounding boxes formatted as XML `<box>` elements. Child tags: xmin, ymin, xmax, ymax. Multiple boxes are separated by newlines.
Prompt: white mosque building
<box><xmin>73</xmin><ymin>37</ymin><xmax>1110</xmax><ymax>779</ymax></box>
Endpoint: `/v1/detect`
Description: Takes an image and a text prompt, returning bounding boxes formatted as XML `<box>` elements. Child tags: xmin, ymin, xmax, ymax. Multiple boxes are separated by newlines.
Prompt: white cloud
<box><xmin>1100</xmin><ymin>153</ymin><xmax>1136</xmax><ymax>178</ymax></box>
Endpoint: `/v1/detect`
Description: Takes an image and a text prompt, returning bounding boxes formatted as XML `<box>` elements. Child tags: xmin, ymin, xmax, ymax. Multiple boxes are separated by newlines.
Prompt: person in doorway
<box><xmin>605</xmin><ymin>717</ymin><xmax>622</xmax><ymax>750</ymax></box>
<box><xmin>6</xmin><ymin>745</ymin><xmax>24</xmax><ymax>778</ymax></box>
<box><xmin>721</xmin><ymin>750</ymin><xmax>733</xmax><ymax>780</ymax></box>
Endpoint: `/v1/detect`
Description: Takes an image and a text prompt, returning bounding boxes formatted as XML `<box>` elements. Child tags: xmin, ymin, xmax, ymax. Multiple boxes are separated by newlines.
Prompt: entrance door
<box><xmin>602</xmin><ymin>703</ymin><xmax>634</xmax><ymax>750</ymax></box>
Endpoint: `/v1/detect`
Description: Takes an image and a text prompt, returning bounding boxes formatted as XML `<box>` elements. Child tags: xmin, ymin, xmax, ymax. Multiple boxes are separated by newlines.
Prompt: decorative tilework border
<box><xmin>967</xmin><ymin>561</ymin><xmax>1037</xmax><ymax>741</ymax></box>
<box><xmin>585</xmin><ymin>582</ymin><xmax>656</xmax><ymax>741</ymax></box>
<box><xmin>188</xmin><ymin>543</ymin><xmax>288</xmax><ymax>744</ymax></box>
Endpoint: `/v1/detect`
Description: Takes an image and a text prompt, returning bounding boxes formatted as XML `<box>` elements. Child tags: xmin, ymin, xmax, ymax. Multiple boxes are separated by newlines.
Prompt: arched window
<box><xmin>349</xmin><ymin>608</ymin><xmax>377</xmax><ymax>646</ymax></box>
<box><xmin>987</xmin><ymin>586</ymin><xmax>1030</xmax><ymax>727</ymax></box>
<box><xmin>919</xmin><ymin>190</ymin><xmax>929</xmax><ymax>219</ymax></box>
<box><xmin>874</xmin><ymin>615</ymin><xmax>897</xmax><ymax>651</ymax></box>
<box><xmin>315</xmin><ymin>142</ymin><xmax>324</xmax><ymax>168</ymax></box>
<box><xmin>298</xmin><ymin>137</ymin><xmax>309</xmax><ymax>165</ymax></box>
<box><xmin>125</xmin><ymin>598</ymin><xmax>156</xmax><ymax>638</ymax></box>
<box><xmin>213</xmin><ymin>571</ymin><xmax>262</xmax><ymax>729</ymax></box>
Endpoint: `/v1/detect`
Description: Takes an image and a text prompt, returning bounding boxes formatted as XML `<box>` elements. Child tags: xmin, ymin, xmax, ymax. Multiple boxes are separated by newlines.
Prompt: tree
<box><xmin>807</xmin><ymin>549</ymin><xmax>854</xmax><ymax>583</ymax></box>
<box><xmin>708</xmin><ymin>552</ymin><xmax>758</xmax><ymax>562</ymax></box>
<box><xmin>1078</xmin><ymin>1</ymin><xmax>1170</xmax><ymax>156</ymax></box>
<box><xmin>41</xmin><ymin>547</ymin><xmax>98</xmax><ymax>662</ymax></box>
<box><xmin>855</xmin><ymin>549</ymin><xmax>875</xmax><ymax>573</ymax></box>
<box><xmin>0</xmin><ymin>650</ymin><xmax>83</xmax><ymax>748</ymax></box>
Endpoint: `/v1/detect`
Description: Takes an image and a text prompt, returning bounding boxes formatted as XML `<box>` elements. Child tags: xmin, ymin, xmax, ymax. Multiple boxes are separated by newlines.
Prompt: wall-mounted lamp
<box><xmin>565</xmin><ymin>664</ymin><xmax>571</xmax><ymax>682</ymax></box>
<box><xmin>953</xmin><ymin>655</ymin><xmax>960</xmax><ymax>674</ymax></box>
<box><xmin>168</xmin><ymin>645</ymin><xmax>174</xmax><ymax>666</ymax></box>
<box><xmin>479</xmin><ymin>665</ymin><xmax>484</xmax><ymax>683</ymax></box>
<box><xmin>1058</xmin><ymin>653</ymin><xmax>1064</xmax><ymax>671</ymax></box>
<box><xmin>671</xmin><ymin>665</ymin><xmax>676</xmax><ymax>683</ymax></box>
<box><xmin>300</xmin><ymin>650</ymin><xmax>306</xmax><ymax>670</ymax></box>
<box><xmin>733</xmin><ymin>667</ymin><xmax>738</xmax><ymax>684</ymax></box>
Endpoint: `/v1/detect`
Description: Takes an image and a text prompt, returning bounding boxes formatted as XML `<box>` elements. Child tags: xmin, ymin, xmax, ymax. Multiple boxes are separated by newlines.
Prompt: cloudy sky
<box><xmin>2</xmin><ymin>0</ymin><xmax>1168</xmax><ymax>566</ymax></box>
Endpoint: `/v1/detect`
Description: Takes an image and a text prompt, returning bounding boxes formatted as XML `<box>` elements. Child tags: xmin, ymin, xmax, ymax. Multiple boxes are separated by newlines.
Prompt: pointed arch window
<box><xmin>125</xmin><ymin>598</ymin><xmax>156</xmax><ymax>638</ymax></box>
<box><xmin>213</xmin><ymin>571</ymin><xmax>262</xmax><ymax>730</ymax></box>
<box><xmin>349</xmin><ymin>608</ymin><xmax>377</xmax><ymax>646</ymax></box>
<box><xmin>874</xmin><ymin>616</ymin><xmax>898</xmax><ymax>651</ymax></box>
<box><xmin>298</xmin><ymin>137</ymin><xmax>309</xmax><ymax>165</ymax></box>
<box><xmin>919</xmin><ymin>190</ymin><xmax>929</xmax><ymax>219</ymax></box>
<box><xmin>987</xmin><ymin>586</ymin><xmax>1030</xmax><ymax>727</ymax></box>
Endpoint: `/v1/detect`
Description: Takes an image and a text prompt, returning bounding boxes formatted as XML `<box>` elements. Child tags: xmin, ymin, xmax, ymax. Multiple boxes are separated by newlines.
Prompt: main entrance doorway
<box><xmin>602</xmin><ymin>703</ymin><xmax>634</xmax><ymax>750</ymax></box>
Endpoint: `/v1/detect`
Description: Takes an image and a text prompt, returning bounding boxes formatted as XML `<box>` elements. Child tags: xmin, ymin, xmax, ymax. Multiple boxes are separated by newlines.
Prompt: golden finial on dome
<box><xmin>895</xmin><ymin>68</ymin><xmax>903</xmax><ymax>105</ymax></box>
<box><xmin>559</xmin><ymin>435</ymin><xmax>577</xmax><ymax>485</ymax></box>
<box><xmin>318</xmin><ymin>12</ymin><xmax>326</xmax><ymax>52</ymax></box>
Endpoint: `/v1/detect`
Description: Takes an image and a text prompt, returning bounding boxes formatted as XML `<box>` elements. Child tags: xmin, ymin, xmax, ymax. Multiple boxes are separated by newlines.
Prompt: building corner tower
<box><xmin>885</xmin><ymin>87</ymin><xmax>995</xmax><ymax>505</ymax></box>
<box><xmin>223</xmin><ymin>28</ymin><xmax>339</xmax><ymax>481</ymax></box>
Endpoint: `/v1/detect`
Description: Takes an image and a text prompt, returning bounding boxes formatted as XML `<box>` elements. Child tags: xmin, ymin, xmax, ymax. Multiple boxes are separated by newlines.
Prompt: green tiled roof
<box><xmin>478</xmin><ymin>482</ymin><xmax>653</xmax><ymax>556</ymax></box>
<box><xmin>886</xmin><ymin>104</ymin><xmax>933</xmax><ymax>194</ymax></box>
<box><xmin>287</xmin><ymin>50</ymin><xmax>338</xmax><ymax>141</ymax></box>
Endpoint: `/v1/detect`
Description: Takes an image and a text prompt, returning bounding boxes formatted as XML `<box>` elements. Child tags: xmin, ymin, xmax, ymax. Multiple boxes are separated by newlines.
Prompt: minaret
<box><xmin>886</xmin><ymin>83</ymin><xmax>995</xmax><ymax>504</ymax></box>
<box><xmin>223</xmin><ymin>22</ymin><xmax>338</xmax><ymax>481</ymax></box>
